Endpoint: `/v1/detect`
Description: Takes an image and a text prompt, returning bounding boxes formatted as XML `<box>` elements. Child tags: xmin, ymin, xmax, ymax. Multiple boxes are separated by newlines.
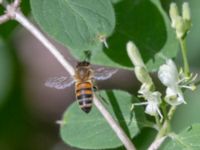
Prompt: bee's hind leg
<box><xmin>93</xmin><ymin>85</ymin><xmax>109</xmax><ymax>105</ymax></box>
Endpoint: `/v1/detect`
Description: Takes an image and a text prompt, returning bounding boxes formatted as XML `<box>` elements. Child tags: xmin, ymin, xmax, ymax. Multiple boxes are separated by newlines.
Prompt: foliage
<box><xmin>30</xmin><ymin>0</ymin><xmax>178</xmax><ymax>70</ymax></box>
<box><xmin>162</xmin><ymin>124</ymin><xmax>200</xmax><ymax>149</ymax></box>
<box><xmin>60</xmin><ymin>90</ymin><xmax>140</xmax><ymax>149</ymax></box>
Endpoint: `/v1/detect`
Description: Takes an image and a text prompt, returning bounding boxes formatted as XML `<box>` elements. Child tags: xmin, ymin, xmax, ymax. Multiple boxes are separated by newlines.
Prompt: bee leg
<box><xmin>93</xmin><ymin>85</ymin><xmax>98</xmax><ymax>92</ymax></box>
<box><xmin>93</xmin><ymin>86</ymin><xmax>109</xmax><ymax>105</ymax></box>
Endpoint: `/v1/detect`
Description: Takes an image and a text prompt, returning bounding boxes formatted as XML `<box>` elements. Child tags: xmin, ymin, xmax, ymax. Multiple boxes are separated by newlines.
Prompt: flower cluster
<box><xmin>169</xmin><ymin>2</ymin><xmax>191</xmax><ymax>39</ymax></box>
<box><xmin>127</xmin><ymin>41</ymin><xmax>197</xmax><ymax>119</ymax></box>
<box><xmin>136</xmin><ymin>83</ymin><xmax>162</xmax><ymax>118</ymax></box>
<box><xmin>127</xmin><ymin>41</ymin><xmax>163</xmax><ymax>118</ymax></box>
<box><xmin>158</xmin><ymin>59</ymin><xmax>196</xmax><ymax>106</ymax></box>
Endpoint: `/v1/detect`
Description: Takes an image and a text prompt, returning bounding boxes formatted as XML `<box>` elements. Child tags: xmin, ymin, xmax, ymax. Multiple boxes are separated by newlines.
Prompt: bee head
<box><xmin>76</xmin><ymin>61</ymin><xmax>90</xmax><ymax>68</ymax></box>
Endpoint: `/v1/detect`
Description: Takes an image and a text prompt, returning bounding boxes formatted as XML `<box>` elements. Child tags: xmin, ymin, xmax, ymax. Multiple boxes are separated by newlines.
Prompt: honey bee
<box><xmin>45</xmin><ymin>61</ymin><xmax>118</xmax><ymax>113</ymax></box>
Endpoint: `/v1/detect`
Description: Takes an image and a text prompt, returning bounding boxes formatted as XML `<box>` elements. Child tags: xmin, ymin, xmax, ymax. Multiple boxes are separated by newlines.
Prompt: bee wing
<box><xmin>45</xmin><ymin>76</ymin><xmax>75</xmax><ymax>89</ymax></box>
<box><xmin>94</xmin><ymin>67</ymin><xmax>118</xmax><ymax>80</ymax></box>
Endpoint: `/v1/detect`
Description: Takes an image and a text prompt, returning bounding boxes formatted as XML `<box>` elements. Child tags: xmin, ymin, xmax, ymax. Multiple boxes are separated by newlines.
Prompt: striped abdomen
<box><xmin>75</xmin><ymin>81</ymin><xmax>93</xmax><ymax>113</ymax></box>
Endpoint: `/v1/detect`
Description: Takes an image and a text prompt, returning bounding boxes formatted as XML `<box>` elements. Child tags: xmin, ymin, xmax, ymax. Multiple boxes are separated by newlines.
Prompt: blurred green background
<box><xmin>0</xmin><ymin>0</ymin><xmax>200</xmax><ymax>150</ymax></box>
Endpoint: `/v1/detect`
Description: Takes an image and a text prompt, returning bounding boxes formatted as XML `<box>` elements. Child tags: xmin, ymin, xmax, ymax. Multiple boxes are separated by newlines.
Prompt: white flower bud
<box><xmin>127</xmin><ymin>41</ymin><xmax>153</xmax><ymax>87</ymax></box>
<box><xmin>158</xmin><ymin>59</ymin><xmax>178</xmax><ymax>87</ymax></box>
<box><xmin>169</xmin><ymin>2</ymin><xmax>192</xmax><ymax>39</ymax></box>
<box><xmin>127</xmin><ymin>41</ymin><xmax>145</xmax><ymax>67</ymax></box>
<box><xmin>169</xmin><ymin>3</ymin><xmax>180</xmax><ymax>28</ymax></box>
<box><xmin>135</xmin><ymin>66</ymin><xmax>153</xmax><ymax>86</ymax></box>
<box><xmin>175</xmin><ymin>16</ymin><xmax>186</xmax><ymax>39</ymax></box>
<box><xmin>182</xmin><ymin>2</ymin><xmax>191</xmax><ymax>21</ymax></box>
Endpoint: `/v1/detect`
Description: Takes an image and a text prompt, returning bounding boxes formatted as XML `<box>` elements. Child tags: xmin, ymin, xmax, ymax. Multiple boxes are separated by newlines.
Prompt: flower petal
<box><xmin>158</xmin><ymin>59</ymin><xmax>179</xmax><ymax>87</ymax></box>
<box><xmin>165</xmin><ymin>87</ymin><xmax>186</xmax><ymax>105</ymax></box>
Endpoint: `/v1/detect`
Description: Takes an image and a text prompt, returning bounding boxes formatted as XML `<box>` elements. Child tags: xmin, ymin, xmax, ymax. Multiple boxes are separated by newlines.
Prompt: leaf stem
<box><xmin>0</xmin><ymin>1</ymin><xmax>137</xmax><ymax>149</ymax></box>
<box><xmin>155</xmin><ymin>113</ymin><xmax>161</xmax><ymax>129</ymax></box>
<box><xmin>15</xmin><ymin>11</ymin><xmax>75</xmax><ymax>75</ymax></box>
<box><xmin>167</xmin><ymin>106</ymin><xmax>176</xmax><ymax>120</ymax></box>
<box><xmin>148</xmin><ymin>106</ymin><xmax>176</xmax><ymax>150</ymax></box>
<box><xmin>94</xmin><ymin>95</ymin><xmax>136</xmax><ymax>150</ymax></box>
<box><xmin>0</xmin><ymin>13</ymin><xmax>10</xmax><ymax>24</ymax></box>
<box><xmin>149</xmin><ymin>36</ymin><xmax>189</xmax><ymax>150</ymax></box>
<box><xmin>147</xmin><ymin>136</ymin><xmax>167</xmax><ymax>150</ymax></box>
<box><xmin>179</xmin><ymin>38</ymin><xmax>190</xmax><ymax>76</ymax></box>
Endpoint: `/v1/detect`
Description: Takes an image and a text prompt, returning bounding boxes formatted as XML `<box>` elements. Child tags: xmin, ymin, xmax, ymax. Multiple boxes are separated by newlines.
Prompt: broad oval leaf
<box><xmin>60</xmin><ymin>90</ymin><xmax>140</xmax><ymax>149</ymax></box>
<box><xmin>110</xmin><ymin>0</ymin><xmax>123</xmax><ymax>4</ymax></box>
<box><xmin>30</xmin><ymin>0</ymin><xmax>115</xmax><ymax>54</ymax></box>
<box><xmin>162</xmin><ymin>124</ymin><xmax>200</xmax><ymax>150</ymax></box>
<box><xmin>0</xmin><ymin>39</ymin><xmax>13</xmax><ymax>107</ymax></box>
<box><xmin>87</xmin><ymin>0</ymin><xmax>178</xmax><ymax>71</ymax></box>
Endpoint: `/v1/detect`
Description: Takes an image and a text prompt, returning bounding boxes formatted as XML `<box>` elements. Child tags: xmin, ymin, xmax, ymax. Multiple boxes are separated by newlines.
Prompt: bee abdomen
<box><xmin>76</xmin><ymin>82</ymin><xmax>93</xmax><ymax>113</ymax></box>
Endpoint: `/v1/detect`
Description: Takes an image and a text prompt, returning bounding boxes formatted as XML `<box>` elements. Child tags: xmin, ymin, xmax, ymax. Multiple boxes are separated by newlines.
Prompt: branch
<box><xmin>148</xmin><ymin>136</ymin><xmax>167</xmax><ymax>150</ymax></box>
<box><xmin>1</xmin><ymin>0</ymin><xmax>136</xmax><ymax>149</ymax></box>
<box><xmin>93</xmin><ymin>95</ymin><xmax>136</xmax><ymax>150</ymax></box>
<box><xmin>148</xmin><ymin>106</ymin><xmax>176</xmax><ymax>150</ymax></box>
<box><xmin>0</xmin><ymin>0</ymin><xmax>20</xmax><ymax>24</ymax></box>
<box><xmin>0</xmin><ymin>13</ymin><xmax>9</xmax><ymax>24</ymax></box>
<box><xmin>13</xmin><ymin>0</ymin><xmax>21</xmax><ymax>8</ymax></box>
<box><xmin>15</xmin><ymin>11</ymin><xmax>75</xmax><ymax>76</ymax></box>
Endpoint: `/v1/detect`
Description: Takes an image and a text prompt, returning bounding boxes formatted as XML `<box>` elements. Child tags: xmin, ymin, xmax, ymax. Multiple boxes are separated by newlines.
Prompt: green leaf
<box><xmin>30</xmin><ymin>0</ymin><xmax>115</xmax><ymax>54</ymax></box>
<box><xmin>60</xmin><ymin>90</ymin><xmax>140</xmax><ymax>149</ymax></box>
<box><xmin>88</xmin><ymin>0</ymin><xmax>178</xmax><ymax>71</ymax></box>
<box><xmin>170</xmin><ymin>87</ymin><xmax>200</xmax><ymax>132</ymax></box>
<box><xmin>0</xmin><ymin>39</ymin><xmax>13</xmax><ymax>107</ymax></box>
<box><xmin>162</xmin><ymin>124</ymin><xmax>200</xmax><ymax>150</ymax></box>
<box><xmin>110</xmin><ymin>0</ymin><xmax>123</xmax><ymax>4</ymax></box>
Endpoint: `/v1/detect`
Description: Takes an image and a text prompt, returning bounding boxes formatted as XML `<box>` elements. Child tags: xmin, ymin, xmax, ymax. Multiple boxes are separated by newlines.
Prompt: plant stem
<box><xmin>155</xmin><ymin>114</ymin><xmax>161</xmax><ymax>129</ymax></box>
<box><xmin>148</xmin><ymin>106</ymin><xmax>176</xmax><ymax>150</ymax></box>
<box><xmin>0</xmin><ymin>14</ymin><xmax>10</xmax><ymax>24</ymax></box>
<box><xmin>179</xmin><ymin>38</ymin><xmax>190</xmax><ymax>76</ymax></box>
<box><xmin>94</xmin><ymin>95</ymin><xmax>136</xmax><ymax>150</ymax></box>
<box><xmin>148</xmin><ymin>136</ymin><xmax>167</xmax><ymax>150</ymax></box>
<box><xmin>12</xmin><ymin>7</ymin><xmax>136</xmax><ymax>150</ymax></box>
<box><xmin>167</xmin><ymin>106</ymin><xmax>176</xmax><ymax>120</ymax></box>
<box><xmin>15</xmin><ymin>11</ymin><xmax>75</xmax><ymax>75</ymax></box>
<box><xmin>148</xmin><ymin>120</ymin><xmax>169</xmax><ymax>150</ymax></box>
<box><xmin>149</xmin><ymin>37</ymin><xmax>189</xmax><ymax>149</ymax></box>
<box><xmin>156</xmin><ymin>106</ymin><xmax>176</xmax><ymax>139</ymax></box>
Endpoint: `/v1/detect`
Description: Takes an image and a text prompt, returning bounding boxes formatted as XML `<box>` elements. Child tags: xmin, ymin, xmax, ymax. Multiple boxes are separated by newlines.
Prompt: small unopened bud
<box><xmin>135</xmin><ymin>66</ymin><xmax>153</xmax><ymax>86</ymax></box>
<box><xmin>127</xmin><ymin>41</ymin><xmax>154</xmax><ymax>86</ymax></box>
<box><xmin>126</xmin><ymin>41</ymin><xmax>145</xmax><ymax>67</ymax></box>
<box><xmin>169</xmin><ymin>2</ymin><xmax>192</xmax><ymax>39</ymax></box>
<box><xmin>169</xmin><ymin>3</ymin><xmax>180</xmax><ymax>28</ymax></box>
<box><xmin>182</xmin><ymin>2</ymin><xmax>191</xmax><ymax>21</ymax></box>
<box><xmin>175</xmin><ymin>16</ymin><xmax>186</xmax><ymax>39</ymax></box>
